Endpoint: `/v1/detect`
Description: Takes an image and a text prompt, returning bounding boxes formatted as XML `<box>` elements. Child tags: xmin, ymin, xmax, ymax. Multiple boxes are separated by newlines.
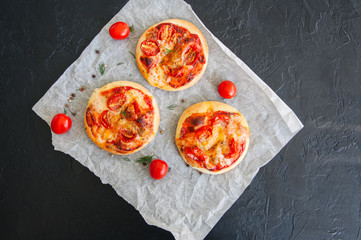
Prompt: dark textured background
<box><xmin>1</xmin><ymin>0</ymin><xmax>361</xmax><ymax>239</ymax></box>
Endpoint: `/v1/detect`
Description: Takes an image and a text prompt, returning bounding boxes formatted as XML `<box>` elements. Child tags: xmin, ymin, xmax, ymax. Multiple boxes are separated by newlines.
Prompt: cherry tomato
<box><xmin>51</xmin><ymin>113</ymin><xmax>72</xmax><ymax>134</ymax></box>
<box><xmin>140</xmin><ymin>39</ymin><xmax>160</xmax><ymax>56</ymax></box>
<box><xmin>164</xmin><ymin>66</ymin><xmax>184</xmax><ymax>78</ymax></box>
<box><xmin>109</xmin><ymin>22</ymin><xmax>130</xmax><ymax>40</ymax></box>
<box><xmin>218</xmin><ymin>80</ymin><xmax>237</xmax><ymax>99</ymax></box>
<box><xmin>107</xmin><ymin>93</ymin><xmax>126</xmax><ymax>111</ymax></box>
<box><xmin>211</xmin><ymin>114</ymin><xmax>230</xmax><ymax>126</ymax></box>
<box><xmin>183</xmin><ymin>45</ymin><xmax>199</xmax><ymax>65</ymax></box>
<box><xmin>132</xmin><ymin>101</ymin><xmax>141</xmax><ymax>118</ymax></box>
<box><xmin>157</xmin><ymin>24</ymin><xmax>175</xmax><ymax>41</ymax></box>
<box><xmin>195</xmin><ymin>125</ymin><xmax>212</xmax><ymax>140</ymax></box>
<box><xmin>190</xmin><ymin>34</ymin><xmax>202</xmax><ymax>51</ymax></box>
<box><xmin>100</xmin><ymin>110</ymin><xmax>111</xmax><ymax>129</ymax></box>
<box><xmin>143</xmin><ymin>94</ymin><xmax>154</xmax><ymax>111</ymax></box>
<box><xmin>119</xmin><ymin>129</ymin><xmax>137</xmax><ymax>143</ymax></box>
<box><xmin>149</xmin><ymin>159</ymin><xmax>168</xmax><ymax>180</ymax></box>
<box><xmin>86</xmin><ymin>108</ymin><xmax>99</xmax><ymax>127</ymax></box>
<box><xmin>123</xmin><ymin>101</ymin><xmax>141</xmax><ymax>121</ymax></box>
<box><xmin>184</xmin><ymin>147</ymin><xmax>207</xmax><ymax>163</ymax></box>
<box><xmin>226</xmin><ymin>138</ymin><xmax>245</xmax><ymax>159</ymax></box>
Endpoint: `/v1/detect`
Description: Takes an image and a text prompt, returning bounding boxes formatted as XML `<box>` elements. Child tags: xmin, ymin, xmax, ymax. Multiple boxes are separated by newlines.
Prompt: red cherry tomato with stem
<box><xmin>149</xmin><ymin>159</ymin><xmax>168</xmax><ymax>180</ymax></box>
<box><xmin>218</xmin><ymin>80</ymin><xmax>237</xmax><ymax>99</ymax></box>
<box><xmin>51</xmin><ymin>113</ymin><xmax>72</xmax><ymax>134</ymax></box>
<box><xmin>109</xmin><ymin>22</ymin><xmax>130</xmax><ymax>40</ymax></box>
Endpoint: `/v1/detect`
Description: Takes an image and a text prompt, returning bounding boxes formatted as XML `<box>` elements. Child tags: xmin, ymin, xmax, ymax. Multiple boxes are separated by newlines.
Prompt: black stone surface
<box><xmin>1</xmin><ymin>0</ymin><xmax>361</xmax><ymax>239</ymax></box>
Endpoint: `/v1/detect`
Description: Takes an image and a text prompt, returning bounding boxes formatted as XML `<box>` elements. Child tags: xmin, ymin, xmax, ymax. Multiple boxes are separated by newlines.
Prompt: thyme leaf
<box><xmin>99</xmin><ymin>63</ymin><xmax>106</xmax><ymax>75</ymax></box>
<box><xmin>136</xmin><ymin>155</ymin><xmax>155</xmax><ymax>165</ymax></box>
<box><xmin>121</xmin><ymin>110</ymin><xmax>127</xmax><ymax>117</ymax></box>
<box><xmin>117</xmin><ymin>62</ymin><xmax>124</xmax><ymax>66</ymax></box>
<box><xmin>129</xmin><ymin>51</ymin><xmax>136</xmax><ymax>59</ymax></box>
<box><xmin>122</xmin><ymin>157</ymin><xmax>131</xmax><ymax>162</ymax></box>
<box><xmin>163</xmin><ymin>47</ymin><xmax>174</xmax><ymax>54</ymax></box>
<box><xmin>167</xmin><ymin>104</ymin><xmax>177</xmax><ymax>110</ymax></box>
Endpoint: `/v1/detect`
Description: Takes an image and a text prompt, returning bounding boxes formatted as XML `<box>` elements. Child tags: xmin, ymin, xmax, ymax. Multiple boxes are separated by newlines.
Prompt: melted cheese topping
<box><xmin>139</xmin><ymin>23</ymin><xmax>206</xmax><ymax>89</ymax></box>
<box><xmin>86</xmin><ymin>86</ymin><xmax>155</xmax><ymax>154</ymax></box>
<box><xmin>176</xmin><ymin>110</ymin><xmax>249</xmax><ymax>172</ymax></box>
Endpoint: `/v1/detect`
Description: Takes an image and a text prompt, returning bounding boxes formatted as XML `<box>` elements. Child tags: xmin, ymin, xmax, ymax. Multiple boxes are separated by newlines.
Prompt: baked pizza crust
<box><xmin>84</xmin><ymin>81</ymin><xmax>160</xmax><ymax>155</ymax></box>
<box><xmin>136</xmin><ymin>19</ymin><xmax>209</xmax><ymax>91</ymax></box>
<box><xmin>175</xmin><ymin>101</ymin><xmax>250</xmax><ymax>174</ymax></box>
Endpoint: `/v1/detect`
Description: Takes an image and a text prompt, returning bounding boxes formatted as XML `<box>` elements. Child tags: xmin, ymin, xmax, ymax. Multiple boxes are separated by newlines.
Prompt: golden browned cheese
<box><xmin>136</xmin><ymin>19</ymin><xmax>209</xmax><ymax>91</ymax></box>
<box><xmin>175</xmin><ymin>101</ymin><xmax>250</xmax><ymax>174</ymax></box>
<box><xmin>84</xmin><ymin>81</ymin><xmax>160</xmax><ymax>155</ymax></box>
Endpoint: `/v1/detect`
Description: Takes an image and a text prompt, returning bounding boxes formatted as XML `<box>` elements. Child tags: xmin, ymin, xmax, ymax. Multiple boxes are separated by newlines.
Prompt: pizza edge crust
<box><xmin>136</xmin><ymin>19</ymin><xmax>209</xmax><ymax>91</ymax></box>
<box><xmin>84</xmin><ymin>81</ymin><xmax>160</xmax><ymax>155</ymax></box>
<box><xmin>175</xmin><ymin>101</ymin><xmax>250</xmax><ymax>174</ymax></box>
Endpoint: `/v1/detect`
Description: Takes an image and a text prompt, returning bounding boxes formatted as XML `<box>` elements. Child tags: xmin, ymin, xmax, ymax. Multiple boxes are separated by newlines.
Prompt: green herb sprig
<box><xmin>167</xmin><ymin>104</ymin><xmax>177</xmax><ymax>110</ymax></box>
<box><xmin>129</xmin><ymin>25</ymin><xmax>135</xmax><ymax>32</ymax></box>
<box><xmin>136</xmin><ymin>155</ymin><xmax>156</xmax><ymax>165</ymax></box>
<box><xmin>163</xmin><ymin>47</ymin><xmax>174</xmax><ymax>54</ymax></box>
<box><xmin>129</xmin><ymin>51</ymin><xmax>136</xmax><ymax>59</ymax></box>
<box><xmin>99</xmin><ymin>63</ymin><xmax>106</xmax><ymax>75</ymax></box>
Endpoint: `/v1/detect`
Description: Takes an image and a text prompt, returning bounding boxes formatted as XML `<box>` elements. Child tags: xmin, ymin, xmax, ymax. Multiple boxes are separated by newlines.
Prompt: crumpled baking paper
<box><xmin>32</xmin><ymin>0</ymin><xmax>303</xmax><ymax>239</ymax></box>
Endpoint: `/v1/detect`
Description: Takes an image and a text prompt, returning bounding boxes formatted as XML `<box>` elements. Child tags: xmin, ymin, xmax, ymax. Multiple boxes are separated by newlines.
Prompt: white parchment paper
<box><xmin>32</xmin><ymin>0</ymin><xmax>303</xmax><ymax>239</ymax></box>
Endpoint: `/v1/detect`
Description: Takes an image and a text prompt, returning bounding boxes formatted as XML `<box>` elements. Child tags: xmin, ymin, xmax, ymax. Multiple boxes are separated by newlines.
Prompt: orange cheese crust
<box><xmin>84</xmin><ymin>81</ymin><xmax>160</xmax><ymax>155</ymax></box>
<box><xmin>136</xmin><ymin>19</ymin><xmax>209</xmax><ymax>91</ymax></box>
<box><xmin>175</xmin><ymin>101</ymin><xmax>250</xmax><ymax>174</ymax></box>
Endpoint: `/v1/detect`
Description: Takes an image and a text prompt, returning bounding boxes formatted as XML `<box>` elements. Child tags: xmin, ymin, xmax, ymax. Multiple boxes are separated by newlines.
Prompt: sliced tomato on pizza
<box><xmin>136</xmin><ymin>19</ymin><xmax>209</xmax><ymax>91</ymax></box>
<box><xmin>84</xmin><ymin>81</ymin><xmax>160</xmax><ymax>155</ymax></box>
<box><xmin>176</xmin><ymin>101</ymin><xmax>250</xmax><ymax>174</ymax></box>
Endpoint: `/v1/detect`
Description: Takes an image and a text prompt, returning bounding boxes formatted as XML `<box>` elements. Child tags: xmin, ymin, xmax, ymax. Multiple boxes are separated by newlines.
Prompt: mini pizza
<box><xmin>175</xmin><ymin>101</ymin><xmax>250</xmax><ymax>174</ymax></box>
<box><xmin>84</xmin><ymin>81</ymin><xmax>160</xmax><ymax>155</ymax></box>
<box><xmin>136</xmin><ymin>19</ymin><xmax>209</xmax><ymax>91</ymax></box>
